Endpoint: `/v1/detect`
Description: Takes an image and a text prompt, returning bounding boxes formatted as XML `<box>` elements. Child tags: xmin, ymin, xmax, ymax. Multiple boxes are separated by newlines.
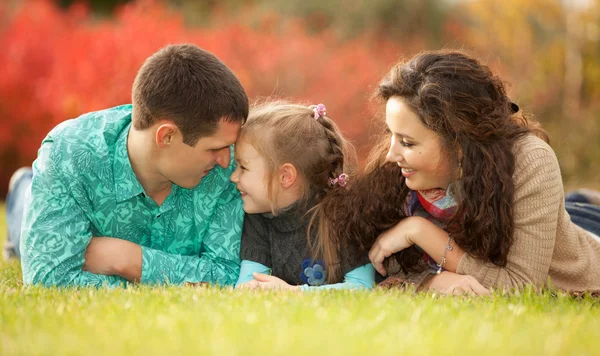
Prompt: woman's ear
<box><xmin>456</xmin><ymin>145</ymin><xmax>464</xmax><ymax>180</ymax></box>
<box><xmin>278</xmin><ymin>163</ymin><xmax>298</xmax><ymax>189</ymax></box>
<box><xmin>456</xmin><ymin>145</ymin><xmax>464</xmax><ymax>163</ymax></box>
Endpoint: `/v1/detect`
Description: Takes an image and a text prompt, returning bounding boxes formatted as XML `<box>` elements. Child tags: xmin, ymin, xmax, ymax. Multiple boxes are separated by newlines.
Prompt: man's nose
<box><xmin>216</xmin><ymin>147</ymin><xmax>231</xmax><ymax>169</ymax></box>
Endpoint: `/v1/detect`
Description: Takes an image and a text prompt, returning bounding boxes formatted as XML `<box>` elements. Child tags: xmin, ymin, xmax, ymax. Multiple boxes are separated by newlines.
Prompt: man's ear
<box><xmin>279</xmin><ymin>163</ymin><xmax>298</xmax><ymax>189</ymax></box>
<box><xmin>155</xmin><ymin>123</ymin><xmax>178</xmax><ymax>148</ymax></box>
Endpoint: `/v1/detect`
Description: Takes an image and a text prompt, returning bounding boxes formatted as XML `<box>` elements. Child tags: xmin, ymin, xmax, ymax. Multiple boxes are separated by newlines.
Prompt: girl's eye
<box><xmin>401</xmin><ymin>141</ymin><xmax>414</xmax><ymax>148</ymax></box>
<box><xmin>240</xmin><ymin>165</ymin><xmax>247</xmax><ymax>171</ymax></box>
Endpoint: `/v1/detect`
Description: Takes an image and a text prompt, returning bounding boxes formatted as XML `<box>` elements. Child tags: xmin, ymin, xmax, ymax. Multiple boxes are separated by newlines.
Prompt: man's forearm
<box><xmin>115</xmin><ymin>241</ymin><xmax>142</xmax><ymax>282</ymax></box>
<box><xmin>84</xmin><ymin>237</ymin><xmax>142</xmax><ymax>282</ymax></box>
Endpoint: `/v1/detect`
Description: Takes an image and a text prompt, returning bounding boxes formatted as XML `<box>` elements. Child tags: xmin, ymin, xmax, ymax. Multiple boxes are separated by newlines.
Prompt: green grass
<box><xmin>1</xmin><ymin>203</ymin><xmax>599</xmax><ymax>355</ymax></box>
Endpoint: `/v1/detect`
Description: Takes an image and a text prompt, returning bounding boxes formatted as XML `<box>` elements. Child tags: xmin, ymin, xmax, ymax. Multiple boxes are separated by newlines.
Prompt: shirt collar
<box><xmin>113</xmin><ymin>123</ymin><xmax>145</xmax><ymax>203</ymax></box>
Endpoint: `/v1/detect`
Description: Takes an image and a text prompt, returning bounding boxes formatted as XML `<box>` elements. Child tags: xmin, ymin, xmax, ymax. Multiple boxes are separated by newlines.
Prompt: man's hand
<box><xmin>83</xmin><ymin>237</ymin><xmax>142</xmax><ymax>282</ymax></box>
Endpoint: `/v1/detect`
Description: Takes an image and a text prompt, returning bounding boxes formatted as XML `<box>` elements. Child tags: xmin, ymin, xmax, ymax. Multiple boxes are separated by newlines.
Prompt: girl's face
<box><xmin>230</xmin><ymin>137</ymin><xmax>274</xmax><ymax>214</ymax></box>
<box><xmin>385</xmin><ymin>97</ymin><xmax>454</xmax><ymax>191</ymax></box>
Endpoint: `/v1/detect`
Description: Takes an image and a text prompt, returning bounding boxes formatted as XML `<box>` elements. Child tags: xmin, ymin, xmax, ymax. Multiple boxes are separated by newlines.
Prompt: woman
<box><xmin>320</xmin><ymin>50</ymin><xmax>600</xmax><ymax>295</ymax></box>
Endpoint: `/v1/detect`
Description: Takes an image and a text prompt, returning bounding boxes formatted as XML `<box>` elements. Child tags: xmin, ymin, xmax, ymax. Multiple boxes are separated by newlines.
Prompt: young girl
<box><xmin>320</xmin><ymin>50</ymin><xmax>600</xmax><ymax>295</ymax></box>
<box><xmin>230</xmin><ymin>102</ymin><xmax>375</xmax><ymax>291</ymax></box>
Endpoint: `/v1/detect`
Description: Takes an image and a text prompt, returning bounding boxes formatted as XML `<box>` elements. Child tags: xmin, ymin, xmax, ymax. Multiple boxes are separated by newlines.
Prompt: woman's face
<box><xmin>385</xmin><ymin>97</ymin><xmax>454</xmax><ymax>191</ymax></box>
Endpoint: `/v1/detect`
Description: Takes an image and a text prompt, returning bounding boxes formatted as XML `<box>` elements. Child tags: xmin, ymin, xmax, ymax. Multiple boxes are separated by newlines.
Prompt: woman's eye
<box><xmin>401</xmin><ymin>141</ymin><xmax>414</xmax><ymax>147</ymax></box>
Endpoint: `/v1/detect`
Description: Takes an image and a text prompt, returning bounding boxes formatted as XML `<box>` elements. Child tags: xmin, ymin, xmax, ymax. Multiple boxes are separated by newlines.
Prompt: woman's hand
<box><xmin>369</xmin><ymin>217</ymin><xmax>423</xmax><ymax>276</ymax></box>
<box><xmin>423</xmin><ymin>271</ymin><xmax>491</xmax><ymax>296</ymax></box>
<box><xmin>252</xmin><ymin>273</ymin><xmax>301</xmax><ymax>291</ymax></box>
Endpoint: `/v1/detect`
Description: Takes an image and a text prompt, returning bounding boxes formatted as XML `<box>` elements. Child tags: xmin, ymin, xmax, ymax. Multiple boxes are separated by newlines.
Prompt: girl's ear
<box><xmin>278</xmin><ymin>163</ymin><xmax>298</xmax><ymax>189</ymax></box>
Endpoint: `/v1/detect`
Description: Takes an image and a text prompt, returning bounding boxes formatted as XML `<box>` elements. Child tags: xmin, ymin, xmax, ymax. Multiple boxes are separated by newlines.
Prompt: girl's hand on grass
<box><xmin>369</xmin><ymin>217</ymin><xmax>421</xmax><ymax>276</ymax></box>
<box><xmin>252</xmin><ymin>273</ymin><xmax>300</xmax><ymax>291</ymax></box>
<box><xmin>237</xmin><ymin>280</ymin><xmax>260</xmax><ymax>290</ymax></box>
<box><xmin>423</xmin><ymin>271</ymin><xmax>491</xmax><ymax>296</ymax></box>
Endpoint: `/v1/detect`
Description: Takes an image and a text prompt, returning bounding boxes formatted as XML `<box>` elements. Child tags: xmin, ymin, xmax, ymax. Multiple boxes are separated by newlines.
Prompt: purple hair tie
<box><xmin>328</xmin><ymin>173</ymin><xmax>349</xmax><ymax>188</ymax></box>
<box><xmin>313</xmin><ymin>103</ymin><xmax>327</xmax><ymax>120</ymax></box>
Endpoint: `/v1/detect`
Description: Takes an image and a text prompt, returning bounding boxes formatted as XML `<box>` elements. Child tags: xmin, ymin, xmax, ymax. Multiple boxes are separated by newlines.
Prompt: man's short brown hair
<box><xmin>132</xmin><ymin>44</ymin><xmax>248</xmax><ymax>145</ymax></box>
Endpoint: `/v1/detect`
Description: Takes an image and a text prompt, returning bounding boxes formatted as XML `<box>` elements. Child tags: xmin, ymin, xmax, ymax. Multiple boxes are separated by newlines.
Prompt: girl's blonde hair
<box><xmin>241</xmin><ymin>101</ymin><xmax>356</xmax><ymax>282</ymax></box>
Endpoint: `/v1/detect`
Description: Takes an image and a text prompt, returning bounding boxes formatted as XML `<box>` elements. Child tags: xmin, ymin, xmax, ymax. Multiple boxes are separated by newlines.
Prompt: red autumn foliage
<box><xmin>0</xmin><ymin>0</ymin><xmax>405</xmax><ymax>196</ymax></box>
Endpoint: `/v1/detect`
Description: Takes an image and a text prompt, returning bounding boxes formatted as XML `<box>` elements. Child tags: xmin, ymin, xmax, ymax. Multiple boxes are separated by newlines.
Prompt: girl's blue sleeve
<box><xmin>235</xmin><ymin>260</ymin><xmax>271</xmax><ymax>288</ymax></box>
<box><xmin>300</xmin><ymin>264</ymin><xmax>375</xmax><ymax>291</ymax></box>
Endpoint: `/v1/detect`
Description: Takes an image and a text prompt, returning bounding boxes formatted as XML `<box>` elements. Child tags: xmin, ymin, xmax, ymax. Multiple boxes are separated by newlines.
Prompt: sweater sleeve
<box><xmin>235</xmin><ymin>260</ymin><xmax>271</xmax><ymax>287</ymax></box>
<box><xmin>239</xmin><ymin>213</ymin><xmax>272</xmax><ymax>267</ymax></box>
<box><xmin>300</xmin><ymin>264</ymin><xmax>375</xmax><ymax>291</ymax></box>
<box><xmin>456</xmin><ymin>136</ymin><xmax>562</xmax><ymax>290</ymax></box>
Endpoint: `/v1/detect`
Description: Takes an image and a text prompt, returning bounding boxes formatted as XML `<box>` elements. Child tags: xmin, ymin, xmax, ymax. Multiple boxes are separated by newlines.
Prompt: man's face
<box><xmin>159</xmin><ymin>119</ymin><xmax>241</xmax><ymax>189</ymax></box>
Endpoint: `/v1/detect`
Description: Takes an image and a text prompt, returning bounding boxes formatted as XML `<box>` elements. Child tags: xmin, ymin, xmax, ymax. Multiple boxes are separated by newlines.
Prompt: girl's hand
<box><xmin>423</xmin><ymin>271</ymin><xmax>491</xmax><ymax>296</ymax></box>
<box><xmin>369</xmin><ymin>217</ymin><xmax>422</xmax><ymax>276</ymax></box>
<box><xmin>252</xmin><ymin>273</ymin><xmax>300</xmax><ymax>291</ymax></box>
<box><xmin>237</xmin><ymin>280</ymin><xmax>260</xmax><ymax>290</ymax></box>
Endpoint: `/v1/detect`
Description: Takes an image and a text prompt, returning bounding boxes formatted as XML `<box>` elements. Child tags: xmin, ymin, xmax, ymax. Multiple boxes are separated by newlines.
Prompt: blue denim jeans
<box><xmin>565</xmin><ymin>192</ymin><xmax>600</xmax><ymax>236</ymax></box>
<box><xmin>4</xmin><ymin>168</ymin><xmax>33</xmax><ymax>259</ymax></box>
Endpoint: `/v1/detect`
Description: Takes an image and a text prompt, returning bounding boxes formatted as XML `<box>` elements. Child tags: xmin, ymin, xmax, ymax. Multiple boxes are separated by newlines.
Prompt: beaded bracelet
<box><xmin>435</xmin><ymin>234</ymin><xmax>453</xmax><ymax>275</ymax></box>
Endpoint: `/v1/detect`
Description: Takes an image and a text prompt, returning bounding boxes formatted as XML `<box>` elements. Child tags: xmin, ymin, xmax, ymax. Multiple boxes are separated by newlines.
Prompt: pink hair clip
<box><xmin>313</xmin><ymin>103</ymin><xmax>327</xmax><ymax>120</ymax></box>
<box><xmin>328</xmin><ymin>173</ymin><xmax>349</xmax><ymax>188</ymax></box>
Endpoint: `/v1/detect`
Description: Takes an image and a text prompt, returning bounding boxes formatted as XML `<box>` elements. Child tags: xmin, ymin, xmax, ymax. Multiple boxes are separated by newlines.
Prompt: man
<box><xmin>11</xmin><ymin>44</ymin><xmax>248</xmax><ymax>287</ymax></box>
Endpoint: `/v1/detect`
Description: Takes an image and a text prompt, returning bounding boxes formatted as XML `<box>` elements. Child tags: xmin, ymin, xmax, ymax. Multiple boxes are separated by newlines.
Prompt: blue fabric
<box><xmin>5</xmin><ymin>168</ymin><xmax>33</xmax><ymax>258</ymax></box>
<box><xmin>565</xmin><ymin>192</ymin><xmax>593</xmax><ymax>204</ymax></box>
<box><xmin>565</xmin><ymin>202</ymin><xmax>600</xmax><ymax>236</ymax></box>
<box><xmin>300</xmin><ymin>264</ymin><xmax>375</xmax><ymax>291</ymax></box>
<box><xmin>236</xmin><ymin>260</ymin><xmax>271</xmax><ymax>286</ymax></box>
<box><xmin>235</xmin><ymin>261</ymin><xmax>375</xmax><ymax>290</ymax></box>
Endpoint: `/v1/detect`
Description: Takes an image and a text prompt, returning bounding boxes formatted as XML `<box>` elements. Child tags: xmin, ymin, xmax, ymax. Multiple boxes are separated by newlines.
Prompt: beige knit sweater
<box><xmin>400</xmin><ymin>134</ymin><xmax>600</xmax><ymax>291</ymax></box>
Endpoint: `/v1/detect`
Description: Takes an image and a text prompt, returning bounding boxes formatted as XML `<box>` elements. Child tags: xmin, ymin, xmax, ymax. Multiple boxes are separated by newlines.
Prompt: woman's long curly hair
<box><xmin>314</xmin><ymin>50</ymin><xmax>549</xmax><ymax>278</ymax></box>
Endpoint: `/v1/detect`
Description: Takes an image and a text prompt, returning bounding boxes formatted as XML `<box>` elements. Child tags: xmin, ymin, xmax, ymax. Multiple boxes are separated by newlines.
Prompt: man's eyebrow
<box><xmin>211</xmin><ymin>144</ymin><xmax>232</xmax><ymax>151</ymax></box>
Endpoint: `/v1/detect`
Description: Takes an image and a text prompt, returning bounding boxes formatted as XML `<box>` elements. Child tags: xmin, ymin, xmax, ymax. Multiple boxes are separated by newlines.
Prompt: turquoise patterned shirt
<box><xmin>20</xmin><ymin>105</ymin><xmax>244</xmax><ymax>287</ymax></box>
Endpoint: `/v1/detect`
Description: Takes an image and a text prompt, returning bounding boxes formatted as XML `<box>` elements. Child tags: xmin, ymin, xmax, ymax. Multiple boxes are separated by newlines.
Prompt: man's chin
<box><xmin>173</xmin><ymin>177</ymin><xmax>204</xmax><ymax>189</ymax></box>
